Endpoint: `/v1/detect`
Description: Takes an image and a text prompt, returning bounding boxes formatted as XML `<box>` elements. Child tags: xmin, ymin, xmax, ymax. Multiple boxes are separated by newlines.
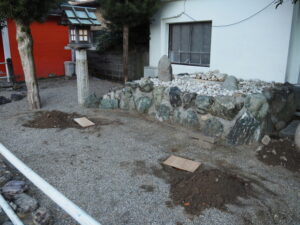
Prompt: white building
<box><xmin>148</xmin><ymin>0</ymin><xmax>300</xmax><ymax>83</ymax></box>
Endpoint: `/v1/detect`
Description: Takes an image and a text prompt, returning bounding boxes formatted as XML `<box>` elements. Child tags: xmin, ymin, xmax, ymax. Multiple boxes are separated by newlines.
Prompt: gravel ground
<box><xmin>0</xmin><ymin>77</ymin><xmax>300</xmax><ymax>225</ymax></box>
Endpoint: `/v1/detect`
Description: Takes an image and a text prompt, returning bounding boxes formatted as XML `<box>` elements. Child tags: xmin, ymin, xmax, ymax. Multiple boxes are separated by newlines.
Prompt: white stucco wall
<box><xmin>149</xmin><ymin>0</ymin><xmax>294</xmax><ymax>82</ymax></box>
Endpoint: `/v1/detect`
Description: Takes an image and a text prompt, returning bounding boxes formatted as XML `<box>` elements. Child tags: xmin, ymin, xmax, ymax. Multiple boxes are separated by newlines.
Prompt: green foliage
<box><xmin>99</xmin><ymin>0</ymin><xmax>161</xmax><ymax>27</ymax></box>
<box><xmin>0</xmin><ymin>0</ymin><xmax>65</xmax><ymax>25</ymax></box>
<box><xmin>276</xmin><ymin>0</ymin><xmax>298</xmax><ymax>8</ymax></box>
<box><xmin>95</xmin><ymin>23</ymin><xmax>150</xmax><ymax>52</ymax></box>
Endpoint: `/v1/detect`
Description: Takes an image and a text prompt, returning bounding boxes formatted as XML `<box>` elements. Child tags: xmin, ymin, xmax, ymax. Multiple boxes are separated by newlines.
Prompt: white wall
<box><xmin>286</xmin><ymin>2</ymin><xmax>300</xmax><ymax>84</ymax></box>
<box><xmin>149</xmin><ymin>0</ymin><xmax>294</xmax><ymax>82</ymax></box>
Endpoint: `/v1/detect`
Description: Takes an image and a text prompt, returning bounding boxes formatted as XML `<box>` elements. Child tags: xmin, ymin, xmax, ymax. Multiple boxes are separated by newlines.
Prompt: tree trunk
<box><xmin>15</xmin><ymin>21</ymin><xmax>41</xmax><ymax>109</ymax></box>
<box><xmin>123</xmin><ymin>24</ymin><xmax>129</xmax><ymax>83</ymax></box>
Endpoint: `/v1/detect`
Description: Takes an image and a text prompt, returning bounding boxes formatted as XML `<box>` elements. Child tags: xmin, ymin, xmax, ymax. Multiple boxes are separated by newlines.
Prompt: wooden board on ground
<box><xmin>74</xmin><ymin>117</ymin><xmax>95</xmax><ymax>128</ymax></box>
<box><xmin>163</xmin><ymin>155</ymin><xmax>201</xmax><ymax>172</ymax></box>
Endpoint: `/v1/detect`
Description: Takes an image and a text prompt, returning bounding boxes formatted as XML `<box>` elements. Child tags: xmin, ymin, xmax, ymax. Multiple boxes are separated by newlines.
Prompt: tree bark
<box><xmin>123</xmin><ymin>24</ymin><xmax>129</xmax><ymax>83</ymax></box>
<box><xmin>15</xmin><ymin>21</ymin><xmax>41</xmax><ymax>109</ymax></box>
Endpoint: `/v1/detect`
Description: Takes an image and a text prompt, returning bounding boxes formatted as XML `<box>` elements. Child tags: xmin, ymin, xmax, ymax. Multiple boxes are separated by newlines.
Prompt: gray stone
<box><xmin>153</xmin><ymin>86</ymin><xmax>165</xmax><ymax>108</ymax></box>
<box><xmin>195</xmin><ymin>95</ymin><xmax>214</xmax><ymax>114</ymax></box>
<box><xmin>139</xmin><ymin>78</ymin><xmax>154</xmax><ymax>92</ymax></box>
<box><xmin>222</xmin><ymin>75</ymin><xmax>238</xmax><ymax>90</ymax></box>
<box><xmin>83</xmin><ymin>93</ymin><xmax>100</xmax><ymax>108</ymax></box>
<box><xmin>245</xmin><ymin>94</ymin><xmax>269</xmax><ymax>120</ymax></box>
<box><xmin>210</xmin><ymin>96</ymin><xmax>244</xmax><ymax>120</ymax></box>
<box><xmin>158</xmin><ymin>55</ymin><xmax>172</xmax><ymax>82</ymax></box>
<box><xmin>279</xmin><ymin>120</ymin><xmax>300</xmax><ymax>139</ymax></box>
<box><xmin>295</xmin><ymin>124</ymin><xmax>300</xmax><ymax>150</ymax></box>
<box><xmin>10</xmin><ymin>93</ymin><xmax>25</xmax><ymax>101</ymax></box>
<box><xmin>215</xmin><ymin>73</ymin><xmax>228</xmax><ymax>82</ymax></box>
<box><xmin>169</xmin><ymin>87</ymin><xmax>182</xmax><ymax>108</ymax></box>
<box><xmin>32</xmin><ymin>207</ymin><xmax>52</xmax><ymax>225</ymax></box>
<box><xmin>275</xmin><ymin>120</ymin><xmax>286</xmax><ymax>131</ymax></box>
<box><xmin>156</xmin><ymin>104</ymin><xmax>172</xmax><ymax>121</ymax></box>
<box><xmin>136</xmin><ymin>97</ymin><xmax>152</xmax><ymax>114</ymax></box>
<box><xmin>261</xmin><ymin>135</ymin><xmax>271</xmax><ymax>146</ymax></box>
<box><xmin>182</xmin><ymin>92</ymin><xmax>196</xmax><ymax>109</ymax></box>
<box><xmin>0</xmin><ymin>96</ymin><xmax>11</xmax><ymax>105</ymax></box>
<box><xmin>99</xmin><ymin>99</ymin><xmax>119</xmax><ymax>109</ymax></box>
<box><xmin>2</xmin><ymin>180</ymin><xmax>28</xmax><ymax>199</ymax></box>
<box><xmin>227</xmin><ymin>112</ymin><xmax>260</xmax><ymax>145</ymax></box>
<box><xmin>0</xmin><ymin>167</ymin><xmax>12</xmax><ymax>186</ymax></box>
<box><xmin>14</xmin><ymin>193</ymin><xmax>38</xmax><ymax>214</ymax></box>
<box><xmin>174</xmin><ymin>109</ymin><xmax>199</xmax><ymax>128</ymax></box>
<box><xmin>120</xmin><ymin>87</ymin><xmax>133</xmax><ymax>110</ymax></box>
<box><xmin>125</xmin><ymin>81</ymin><xmax>139</xmax><ymax>89</ymax></box>
<box><xmin>203</xmin><ymin>118</ymin><xmax>224</xmax><ymax>137</ymax></box>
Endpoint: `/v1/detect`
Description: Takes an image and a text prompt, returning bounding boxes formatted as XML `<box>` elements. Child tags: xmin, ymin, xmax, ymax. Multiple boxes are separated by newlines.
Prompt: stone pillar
<box><xmin>75</xmin><ymin>49</ymin><xmax>89</xmax><ymax>105</ymax></box>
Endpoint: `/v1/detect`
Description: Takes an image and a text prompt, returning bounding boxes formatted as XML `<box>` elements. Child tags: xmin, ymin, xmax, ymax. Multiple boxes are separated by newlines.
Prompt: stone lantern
<box><xmin>61</xmin><ymin>4</ymin><xmax>101</xmax><ymax>105</ymax></box>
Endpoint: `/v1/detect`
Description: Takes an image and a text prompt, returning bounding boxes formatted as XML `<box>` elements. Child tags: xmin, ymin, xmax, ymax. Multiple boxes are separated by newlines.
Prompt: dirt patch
<box><xmin>153</xmin><ymin>165</ymin><xmax>253</xmax><ymax>216</ymax></box>
<box><xmin>256</xmin><ymin>138</ymin><xmax>300</xmax><ymax>172</ymax></box>
<box><xmin>23</xmin><ymin>110</ymin><xmax>122</xmax><ymax>129</ymax></box>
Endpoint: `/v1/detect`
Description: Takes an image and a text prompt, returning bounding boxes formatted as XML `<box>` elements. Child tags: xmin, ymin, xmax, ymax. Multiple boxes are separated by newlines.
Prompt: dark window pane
<box><xmin>169</xmin><ymin>22</ymin><xmax>211</xmax><ymax>66</ymax></box>
<box><xmin>191</xmin><ymin>53</ymin><xmax>200</xmax><ymax>64</ymax></box>
<box><xmin>201</xmin><ymin>54</ymin><xmax>210</xmax><ymax>65</ymax></box>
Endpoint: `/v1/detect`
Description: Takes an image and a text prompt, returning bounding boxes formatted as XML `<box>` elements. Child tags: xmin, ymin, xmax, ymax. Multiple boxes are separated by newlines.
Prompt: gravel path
<box><xmin>0</xmin><ymin>77</ymin><xmax>300</xmax><ymax>225</ymax></box>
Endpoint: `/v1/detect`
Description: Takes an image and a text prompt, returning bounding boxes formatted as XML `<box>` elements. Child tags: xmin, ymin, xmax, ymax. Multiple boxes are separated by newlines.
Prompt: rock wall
<box><xmin>86</xmin><ymin>79</ymin><xmax>296</xmax><ymax>145</ymax></box>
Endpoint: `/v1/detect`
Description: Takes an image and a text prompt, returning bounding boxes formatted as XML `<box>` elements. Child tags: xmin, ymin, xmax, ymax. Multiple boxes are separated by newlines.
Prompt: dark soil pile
<box><xmin>160</xmin><ymin>167</ymin><xmax>253</xmax><ymax>215</ymax></box>
<box><xmin>256</xmin><ymin>138</ymin><xmax>300</xmax><ymax>172</ymax></box>
<box><xmin>23</xmin><ymin>110</ymin><xmax>83</xmax><ymax>129</ymax></box>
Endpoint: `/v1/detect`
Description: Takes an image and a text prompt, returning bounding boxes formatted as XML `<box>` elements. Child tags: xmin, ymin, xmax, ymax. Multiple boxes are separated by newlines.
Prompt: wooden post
<box><xmin>75</xmin><ymin>49</ymin><xmax>89</xmax><ymax>105</ymax></box>
<box><xmin>123</xmin><ymin>24</ymin><xmax>129</xmax><ymax>83</ymax></box>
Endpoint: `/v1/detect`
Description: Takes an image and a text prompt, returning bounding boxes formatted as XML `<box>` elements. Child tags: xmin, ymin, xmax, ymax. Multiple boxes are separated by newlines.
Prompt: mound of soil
<box><xmin>160</xmin><ymin>167</ymin><xmax>253</xmax><ymax>215</ymax></box>
<box><xmin>256</xmin><ymin>138</ymin><xmax>300</xmax><ymax>172</ymax></box>
<box><xmin>23</xmin><ymin>111</ymin><xmax>83</xmax><ymax>129</ymax></box>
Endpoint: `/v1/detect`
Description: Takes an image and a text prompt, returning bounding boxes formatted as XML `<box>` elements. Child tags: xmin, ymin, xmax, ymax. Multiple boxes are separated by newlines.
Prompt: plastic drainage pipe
<box><xmin>0</xmin><ymin>194</ymin><xmax>24</xmax><ymax>225</ymax></box>
<box><xmin>0</xmin><ymin>143</ymin><xmax>101</xmax><ymax>225</ymax></box>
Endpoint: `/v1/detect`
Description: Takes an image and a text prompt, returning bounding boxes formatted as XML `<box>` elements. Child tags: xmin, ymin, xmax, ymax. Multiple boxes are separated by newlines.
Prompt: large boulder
<box><xmin>136</xmin><ymin>97</ymin><xmax>152</xmax><ymax>113</ymax></box>
<box><xmin>13</xmin><ymin>193</ymin><xmax>38</xmax><ymax>214</ymax></box>
<box><xmin>153</xmin><ymin>86</ymin><xmax>165</xmax><ymax>108</ymax></box>
<box><xmin>295</xmin><ymin>124</ymin><xmax>300</xmax><ymax>150</ymax></box>
<box><xmin>99</xmin><ymin>99</ymin><xmax>119</xmax><ymax>109</ymax></box>
<box><xmin>158</xmin><ymin>55</ymin><xmax>172</xmax><ymax>82</ymax></box>
<box><xmin>2</xmin><ymin>180</ymin><xmax>28</xmax><ymax>199</ymax></box>
<box><xmin>139</xmin><ymin>78</ymin><xmax>154</xmax><ymax>93</ymax></box>
<box><xmin>203</xmin><ymin>118</ymin><xmax>224</xmax><ymax>137</ymax></box>
<box><xmin>195</xmin><ymin>95</ymin><xmax>214</xmax><ymax>114</ymax></box>
<box><xmin>169</xmin><ymin>87</ymin><xmax>182</xmax><ymax>107</ymax></box>
<box><xmin>83</xmin><ymin>93</ymin><xmax>100</xmax><ymax>108</ymax></box>
<box><xmin>222</xmin><ymin>75</ymin><xmax>238</xmax><ymax>91</ymax></box>
<box><xmin>182</xmin><ymin>92</ymin><xmax>196</xmax><ymax>109</ymax></box>
<box><xmin>119</xmin><ymin>87</ymin><xmax>134</xmax><ymax>110</ymax></box>
<box><xmin>210</xmin><ymin>96</ymin><xmax>244</xmax><ymax>120</ymax></box>
<box><xmin>227</xmin><ymin>112</ymin><xmax>260</xmax><ymax>145</ymax></box>
<box><xmin>156</xmin><ymin>104</ymin><xmax>172</xmax><ymax>121</ymax></box>
<box><xmin>174</xmin><ymin>109</ymin><xmax>199</xmax><ymax>128</ymax></box>
<box><xmin>245</xmin><ymin>93</ymin><xmax>269</xmax><ymax>120</ymax></box>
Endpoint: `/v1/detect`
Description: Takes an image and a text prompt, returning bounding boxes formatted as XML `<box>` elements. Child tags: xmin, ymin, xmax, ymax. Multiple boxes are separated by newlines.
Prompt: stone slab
<box><xmin>279</xmin><ymin>120</ymin><xmax>300</xmax><ymax>138</ymax></box>
<box><xmin>74</xmin><ymin>117</ymin><xmax>95</xmax><ymax>128</ymax></box>
<box><xmin>163</xmin><ymin>155</ymin><xmax>201</xmax><ymax>172</ymax></box>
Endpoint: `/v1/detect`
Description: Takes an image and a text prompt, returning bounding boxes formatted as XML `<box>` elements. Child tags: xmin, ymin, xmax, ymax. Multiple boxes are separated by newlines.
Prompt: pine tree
<box><xmin>99</xmin><ymin>0</ymin><xmax>160</xmax><ymax>82</ymax></box>
<box><xmin>0</xmin><ymin>0</ymin><xmax>64</xmax><ymax>109</ymax></box>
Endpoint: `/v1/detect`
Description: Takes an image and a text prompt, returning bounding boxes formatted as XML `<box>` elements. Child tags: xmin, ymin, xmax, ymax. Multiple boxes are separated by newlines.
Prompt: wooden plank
<box><xmin>163</xmin><ymin>155</ymin><xmax>201</xmax><ymax>172</ymax></box>
<box><xmin>74</xmin><ymin>117</ymin><xmax>95</xmax><ymax>128</ymax></box>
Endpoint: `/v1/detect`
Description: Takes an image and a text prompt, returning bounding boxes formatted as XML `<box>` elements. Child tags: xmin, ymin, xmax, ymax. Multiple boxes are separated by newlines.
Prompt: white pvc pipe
<box><xmin>0</xmin><ymin>193</ymin><xmax>24</xmax><ymax>225</ymax></box>
<box><xmin>0</xmin><ymin>143</ymin><xmax>101</xmax><ymax>225</ymax></box>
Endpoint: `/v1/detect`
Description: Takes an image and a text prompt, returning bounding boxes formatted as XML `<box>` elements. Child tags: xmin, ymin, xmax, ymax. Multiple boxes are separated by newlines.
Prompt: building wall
<box><xmin>7</xmin><ymin>17</ymin><xmax>71</xmax><ymax>81</ymax></box>
<box><xmin>286</xmin><ymin>2</ymin><xmax>300</xmax><ymax>84</ymax></box>
<box><xmin>149</xmin><ymin>0</ymin><xmax>294</xmax><ymax>82</ymax></box>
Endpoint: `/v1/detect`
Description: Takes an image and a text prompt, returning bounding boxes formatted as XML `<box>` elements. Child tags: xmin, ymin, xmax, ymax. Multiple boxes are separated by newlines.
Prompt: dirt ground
<box><xmin>0</xmin><ymin>77</ymin><xmax>300</xmax><ymax>225</ymax></box>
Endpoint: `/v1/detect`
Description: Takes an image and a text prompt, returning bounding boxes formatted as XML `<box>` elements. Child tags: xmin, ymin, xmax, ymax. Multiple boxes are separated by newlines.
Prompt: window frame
<box><xmin>168</xmin><ymin>21</ymin><xmax>212</xmax><ymax>67</ymax></box>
